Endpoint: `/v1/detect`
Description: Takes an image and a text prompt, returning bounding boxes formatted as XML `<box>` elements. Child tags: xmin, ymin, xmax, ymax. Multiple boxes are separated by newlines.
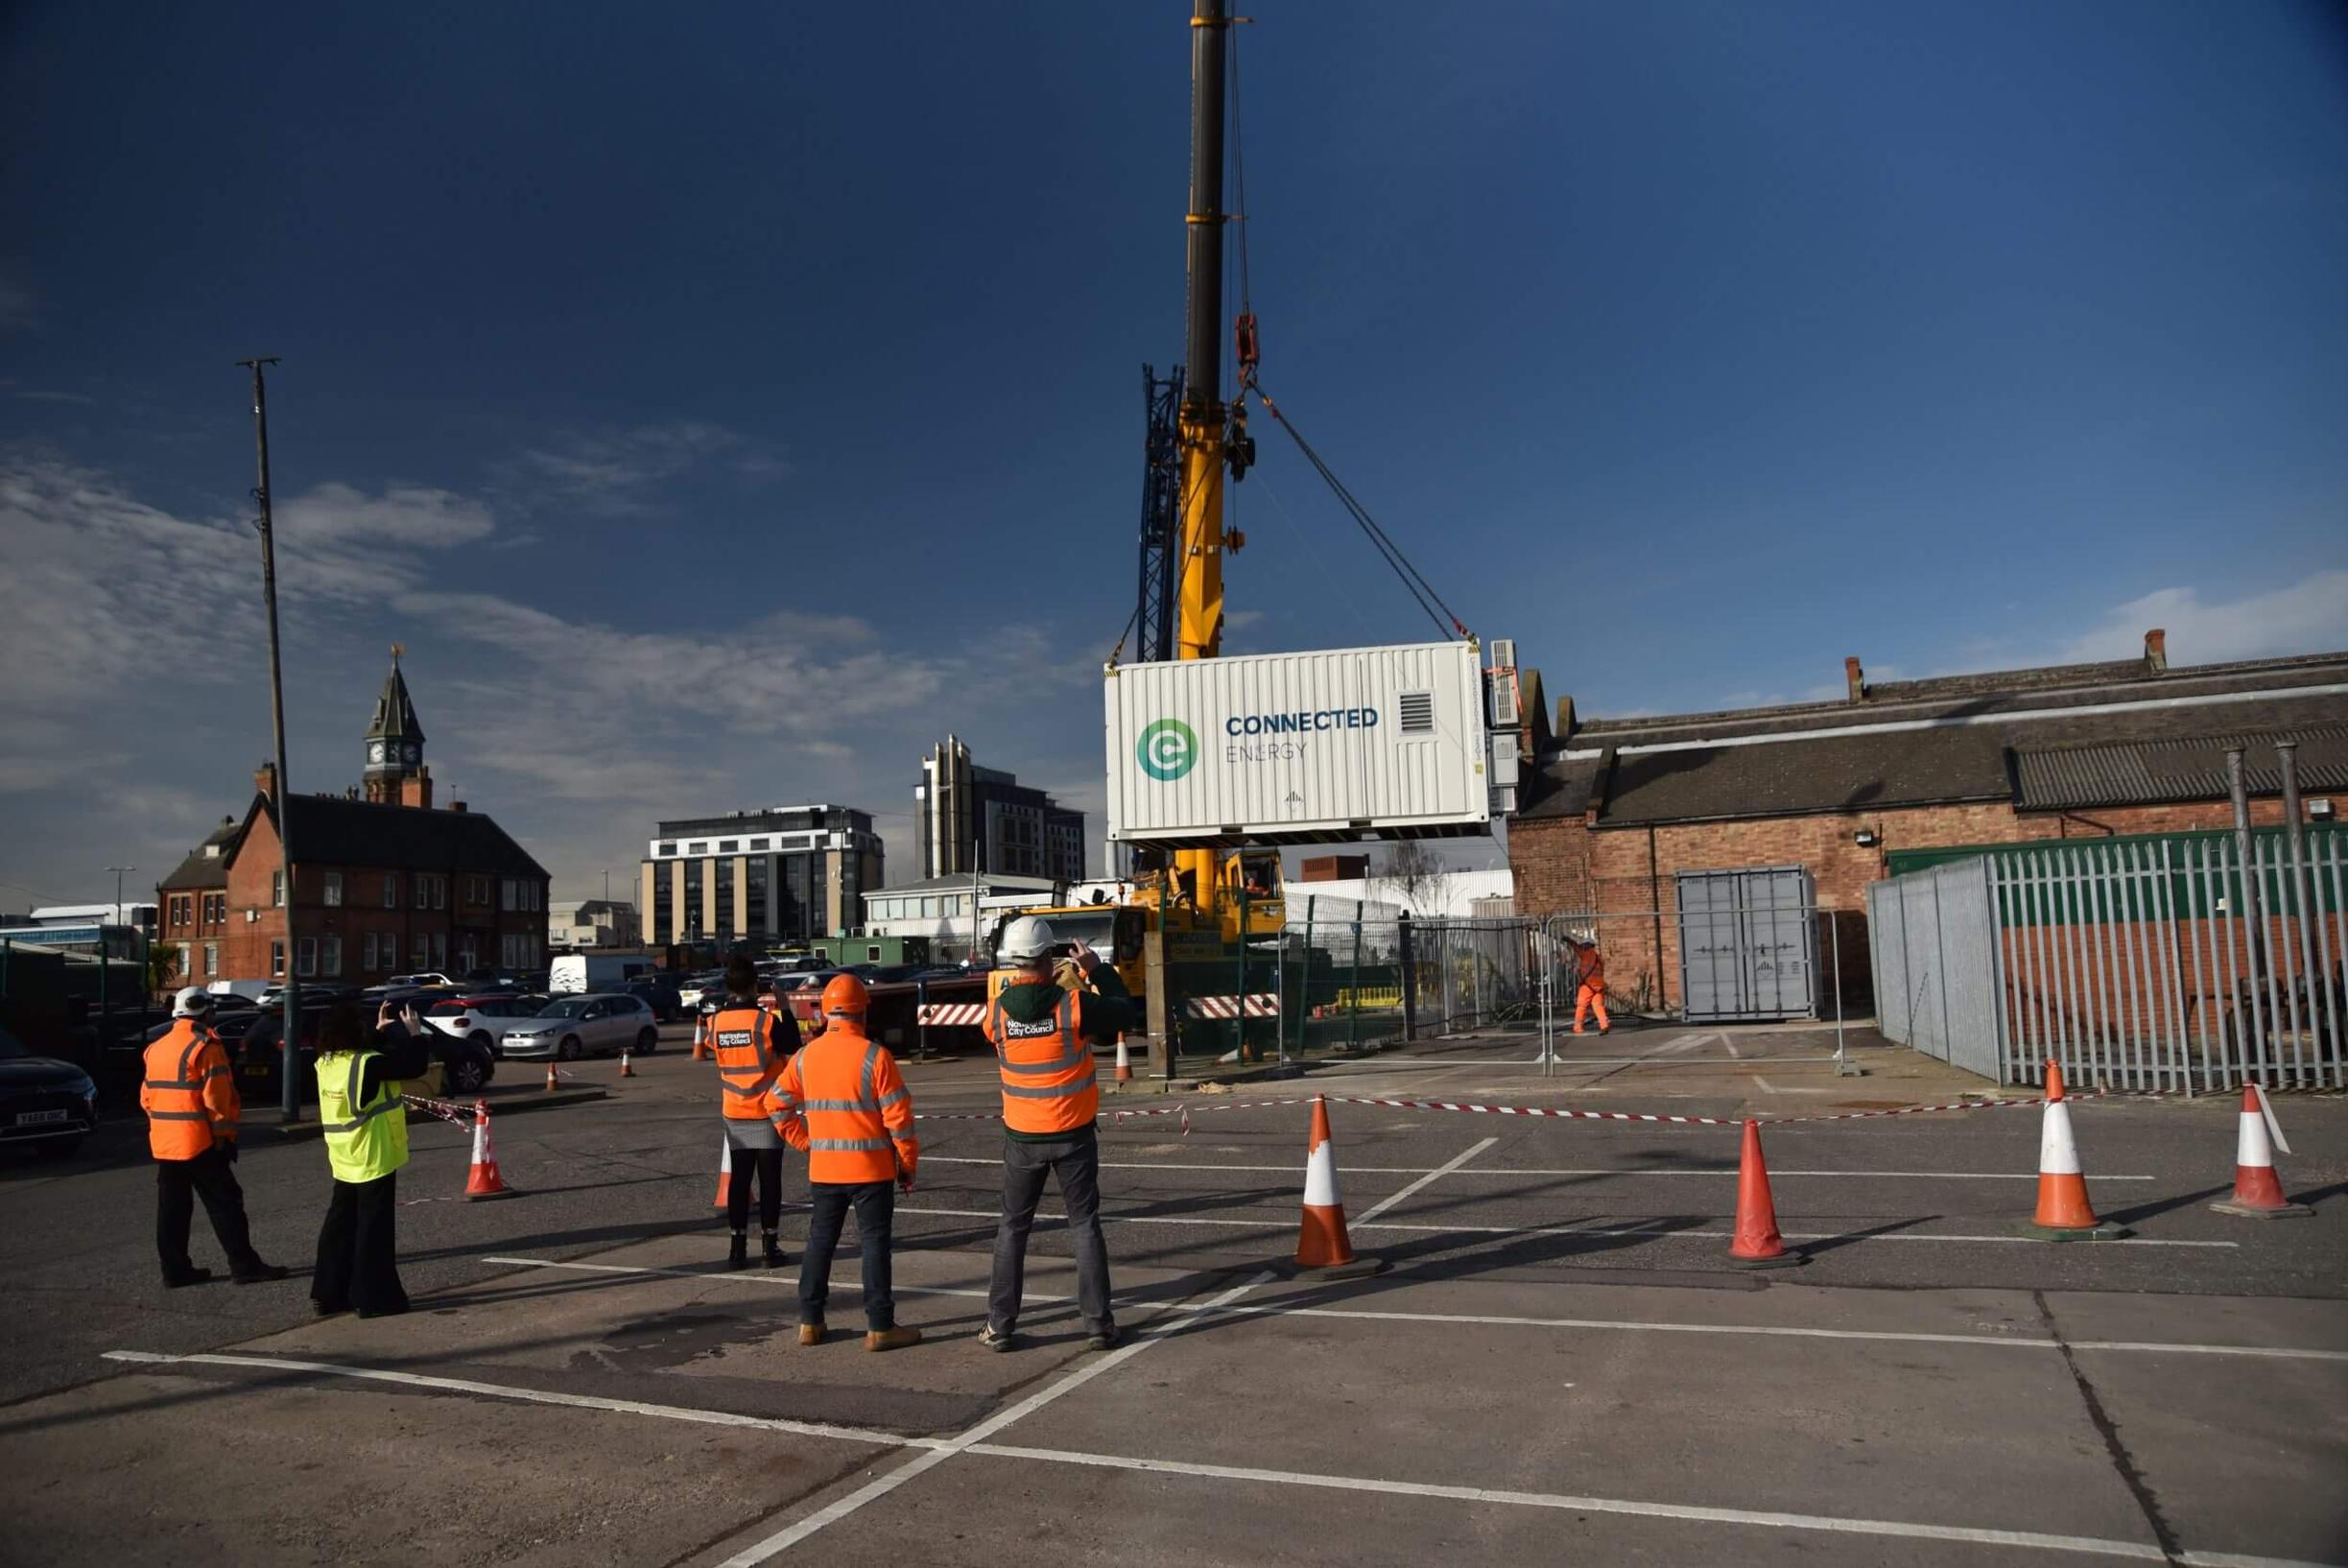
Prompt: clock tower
<box><xmin>362</xmin><ymin>645</ymin><xmax>432</xmax><ymax>807</ymax></box>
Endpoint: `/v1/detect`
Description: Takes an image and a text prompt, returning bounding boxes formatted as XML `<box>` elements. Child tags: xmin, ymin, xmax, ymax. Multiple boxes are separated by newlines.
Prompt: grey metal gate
<box><xmin>1676</xmin><ymin>867</ymin><xmax>1817</xmax><ymax>1021</ymax></box>
<box><xmin>1867</xmin><ymin>857</ymin><xmax>2003</xmax><ymax>1081</ymax></box>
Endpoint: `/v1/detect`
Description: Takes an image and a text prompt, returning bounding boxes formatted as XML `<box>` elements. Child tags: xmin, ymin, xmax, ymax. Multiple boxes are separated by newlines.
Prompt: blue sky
<box><xmin>4</xmin><ymin>2</ymin><xmax>2345</xmax><ymax>909</ymax></box>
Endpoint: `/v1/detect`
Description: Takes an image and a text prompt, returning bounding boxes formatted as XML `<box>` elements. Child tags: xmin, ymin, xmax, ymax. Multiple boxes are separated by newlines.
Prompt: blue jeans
<box><xmin>800</xmin><ymin>1180</ymin><xmax>896</xmax><ymax>1331</ymax></box>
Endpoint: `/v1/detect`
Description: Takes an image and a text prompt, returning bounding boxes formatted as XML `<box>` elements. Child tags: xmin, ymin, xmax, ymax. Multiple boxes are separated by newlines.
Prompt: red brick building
<box><xmin>1506</xmin><ymin>632</ymin><xmax>2348</xmax><ymax>1013</ymax></box>
<box><xmin>155</xmin><ymin>657</ymin><xmax>550</xmax><ymax>986</ymax></box>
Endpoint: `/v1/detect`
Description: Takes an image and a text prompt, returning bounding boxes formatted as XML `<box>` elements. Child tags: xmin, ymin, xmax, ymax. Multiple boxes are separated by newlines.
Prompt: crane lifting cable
<box><xmin>1247</xmin><ymin>383</ymin><xmax>1471</xmax><ymax>641</ymax></box>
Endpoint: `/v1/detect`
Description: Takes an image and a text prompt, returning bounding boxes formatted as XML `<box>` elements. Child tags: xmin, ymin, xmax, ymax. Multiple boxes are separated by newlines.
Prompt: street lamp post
<box><xmin>238</xmin><ymin>356</ymin><xmax>303</xmax><ymax>1120</ymax></box>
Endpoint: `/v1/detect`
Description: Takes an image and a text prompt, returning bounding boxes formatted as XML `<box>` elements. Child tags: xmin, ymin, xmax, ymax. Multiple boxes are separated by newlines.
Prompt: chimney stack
<box><xmin>253</xmin><ymin>761</ymin><xmax>278</xmax><ymax>799</ymax></box>
<box><xmin>2144</xmin><ymin>628</ymin><xmax>2168</xmax><ymax>674</ymax></box>
<box><xmin>1844</xmin><ymin>657</ymin><xmax>1865</xmax><ymax>702</ymax></box>
<box><xmin>450</xmin><ymin>800</ymin><xmax>467</xmax><ymax>814</ymax></box>
<box><xmin>397</xmin><ymin>768</ymin><xmax>434</xmax><ymax>810</ymax></box>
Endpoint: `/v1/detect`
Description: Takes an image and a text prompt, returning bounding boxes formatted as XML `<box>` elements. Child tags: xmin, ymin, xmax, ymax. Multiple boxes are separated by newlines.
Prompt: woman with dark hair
<box><xmin>706</xmin><ymin>953</ymin><xmax>794</xmax><ymax>1269</ymax></box>
<box><xmin>310</xmin><ymin>999</ymin><xmax>432</xmax><ymax>1318</ymax></box>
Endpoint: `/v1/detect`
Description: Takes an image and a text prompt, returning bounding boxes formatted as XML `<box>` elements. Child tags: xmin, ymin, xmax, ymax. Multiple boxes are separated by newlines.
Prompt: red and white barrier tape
<box><xmin>916</xmin><ymin>1004</ymin><xmax>987</xmax><ymax>1026</ymax></box>
<box><xmin>1185</xmin><ymin>994</ymin><xmax>1280</xmax><ymax>1019</ymax></box>
<box><xmin>1318</xmin><ymin>1092</ymin><xmax>2048</xmax><ymax>1127</ymax></box>
<box><xmin>399</xmin><ymin>1093</ymin><xmax>477</xmax><ymax>1128</ymax></box>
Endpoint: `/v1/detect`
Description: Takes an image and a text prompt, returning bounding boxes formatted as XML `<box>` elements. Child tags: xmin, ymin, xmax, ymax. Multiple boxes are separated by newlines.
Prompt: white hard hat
<box><xmin>997</xmin><ymin>915</ymin><xmax>1059</xmax><ymax>962</ymax></box>
<box><xmin>172</xmin><ymin>986</ymin><xmax>216</xmax><ymax>1018</ymax></box>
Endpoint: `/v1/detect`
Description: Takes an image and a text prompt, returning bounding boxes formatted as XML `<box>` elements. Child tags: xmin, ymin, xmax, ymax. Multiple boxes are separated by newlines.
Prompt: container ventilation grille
<box><xmin>1398</xmin><ymin>691</ymin><xmax>1435</xmax><ymax>734</ymax></box>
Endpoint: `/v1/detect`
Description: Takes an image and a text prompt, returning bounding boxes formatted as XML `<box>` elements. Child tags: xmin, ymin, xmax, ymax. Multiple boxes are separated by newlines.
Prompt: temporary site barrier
<box><xmin>1866</xmin><ymin>831</ymin><xmax>2346</xmax><ymax>1090</ymax></box>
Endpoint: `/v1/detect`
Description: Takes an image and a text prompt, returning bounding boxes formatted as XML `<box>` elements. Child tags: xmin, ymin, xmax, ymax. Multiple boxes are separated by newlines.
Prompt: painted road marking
<box><xmin>475</xmin><ymin>1255</ymin><xmax>2345</xmax><ymax>1362</ymax></box>
<box><xmin>103</xmin><ymin>1346</ymin><xmax>2341</xmax><ymax>1565</ymax></box>
<box><xmin>713</xmin><ymin>1271</ymin><xmax>1275</xmax><ymax>1566</ymax></box>
<box><xmin>919</xmin><ymin>1155</ymin><xmax>2160</xmax><ymax>1180</ymax></box>
<box><xmin>961</xmin><ymin>1444</ymin><xmax>2344</xmax><ymax>1568</ymax></box>
<box><xmin>1355</xmin><ymin>1136</ymin><xmax>1499</xmax><ymax>1222</ymax></box>
<box><xmin>97</xmin><ymin>1350</ymin><xmax>934</xmax><ymax>1449</ymax></box>
<box><xmin>892</xmin><ymin>1204</ymin><xmax>2237</xmax><ymax>1247</ymax></box>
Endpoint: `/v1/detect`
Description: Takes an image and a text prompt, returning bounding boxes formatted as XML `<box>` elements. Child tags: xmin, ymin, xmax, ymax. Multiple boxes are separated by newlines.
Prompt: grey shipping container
<box><xmin>1676</xmin><ymin>867</ymin><xmax>1816</xmax><ymax>1022</ymax></box>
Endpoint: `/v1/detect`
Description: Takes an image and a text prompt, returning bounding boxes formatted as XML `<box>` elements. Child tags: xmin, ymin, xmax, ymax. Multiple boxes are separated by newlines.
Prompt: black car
<box><xmin>238</xmin><ymin>1005</ymin><xmax>496</xmax><ymax>1101</ymax></box>
<box><xmin>0</xmin><ymin>1023</ymin><xmax>100</xmax><ymax>1159</ymax></box>
<box><xmin>625</xmin><ymin>975</ymin><xmax>684</xmax><ymax>1022</ymax></box>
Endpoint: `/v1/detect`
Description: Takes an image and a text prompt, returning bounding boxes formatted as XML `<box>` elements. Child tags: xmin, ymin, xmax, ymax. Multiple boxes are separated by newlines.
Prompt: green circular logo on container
<box><xmin>1136</xmin><ymin>718</ymin><xmax>1198</xmax><ymax>781</ymax></box>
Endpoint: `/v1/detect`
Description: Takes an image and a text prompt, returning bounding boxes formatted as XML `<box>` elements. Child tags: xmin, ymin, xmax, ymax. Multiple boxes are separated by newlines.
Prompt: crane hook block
<box><xmin>1223</xmin><ymin>528</ymin><xmax>1246</xmax><ymax>554</ymax></box>
<box><xmin>1234</xmin><ymin>312</ymin><xmax>1261</xmax><ymax>382</ymax></box>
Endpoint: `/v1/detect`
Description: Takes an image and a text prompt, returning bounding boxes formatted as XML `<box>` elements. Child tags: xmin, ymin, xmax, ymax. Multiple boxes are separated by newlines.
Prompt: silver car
<box><xmin>499</xmin><ymin>993</ymin><xmax>658</xmax><ymax>1061</ymax></box>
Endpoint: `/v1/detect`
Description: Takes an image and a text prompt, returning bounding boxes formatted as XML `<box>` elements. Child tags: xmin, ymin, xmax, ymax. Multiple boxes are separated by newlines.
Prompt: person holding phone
<box><xmin>310</xmin><ymin>998</ymin><xmax>432</xmax><ymax>1319</ymax></box>
<box><xmin>766</xmin><ymin>974</ymin><xmax>921</xmax><ymax>1351</ymax></box>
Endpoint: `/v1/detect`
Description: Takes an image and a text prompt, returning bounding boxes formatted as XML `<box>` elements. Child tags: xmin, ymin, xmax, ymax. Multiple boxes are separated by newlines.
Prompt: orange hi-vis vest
<box><xmin>1576</xmin><ymin>944</ymin><xmax>1606</xmax><ymax>992</ymax></box>
<box><xmin>709</xmin><ymin>1004</ymin><xmax>786</xmax><ymax>1121</ymax></box>
<box><xmin>140</xmin><ymin>1020</ymin><xmax>240</xmax><ymax>1159</ymax></box>
<box><xmin>767</xmin><ymin>1024</ymin><xmax>917</xmax><ymax>1184</ymax></box>
<box><xmin>982</xmin><ymin>975</ymin><xmax>1100</xmax><ymax>1135</ymax></box>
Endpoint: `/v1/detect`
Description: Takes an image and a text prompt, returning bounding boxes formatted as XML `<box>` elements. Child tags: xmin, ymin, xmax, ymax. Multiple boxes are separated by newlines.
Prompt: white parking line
<box><xmin>961</xmin><ymin>1443</ymin><xmax>2340</xmax><ymax>1567</ymax></box>
<box><xmin>97</xmin><ymin>1350</ymin><xmax>932</xmax><ymax>1448</ymax></box>
<box><xmin>919</xmin><ymin>1155</ymin><xmax>2158</xmax><ymax>1180</ymax></box>
<box><xmin>104</xmin><ymin>1347</ymin><xmax>2335</xmax><ymax>1566</ymax></box>
<box><xmin>1355</xmin><ymin>1136</ymin><xmax>1498</xmax><ymax>1223</ymax></box>
<box><xmin>475</xmin><ymin>1255</ymin><xmax>2337</xmax><ymax>1361</ymax></box>
<box><xmin>712</xmin><ymin>1271</ymin><xmax>1274</xmax><ymax>1566</ymax></box>
<box><xmin>891</xmin><ymin>1205</ymin><xmax>2236</xmax><ymax>1247</ymax></box>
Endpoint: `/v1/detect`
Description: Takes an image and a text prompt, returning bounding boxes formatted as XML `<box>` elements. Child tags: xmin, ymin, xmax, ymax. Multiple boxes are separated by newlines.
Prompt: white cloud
<box><xmin>511</xmin><ymin>420</ymin><xmax>786</xmax><ymax>513</ymax></box>
<box><xmin>2052</xmin><ymin>573</ymin><xmax>2348</xmax><ymax>667</ymax></box>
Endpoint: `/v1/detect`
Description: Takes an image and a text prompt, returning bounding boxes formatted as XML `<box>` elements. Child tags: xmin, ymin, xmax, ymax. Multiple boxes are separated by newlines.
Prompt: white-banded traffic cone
<box><xmin>2212</xmin><ymin>1083</ymin><xmax>2312</xmax><ymax>1219</ymax></box>
<box><xmin>463</xmin><ymin>1101</ymin><xmax>510</xmax><ymax>1199</ymax></box>
<box><xmin>1289</xmin><ymin>1096</ymin><xmax>1380</xmax><ymax>1278</ymax></box>
<box><xmin>2028</xmin><ymin>1060</ymin><xmax>2127</xmax><ymax>1241</ymax></box>
<box><xmin>543</xmin><ymin>1060</ymin><xmax>559</xmax><ymax>1091</ymax></box>
<box><xmin>619</xmin><ymin>1045</ymin><xmax>634</xmax><ymax>1078</ymax></box>
<box><xmin>712</xmin><ymin>1134</ymin><xmax>732</xmax><ymax>1213</ymax></box>
<box><xmin>1114</xmin><ymin>1036</ymin><xmax>1132</xmax><ymax>1085</ymax></box>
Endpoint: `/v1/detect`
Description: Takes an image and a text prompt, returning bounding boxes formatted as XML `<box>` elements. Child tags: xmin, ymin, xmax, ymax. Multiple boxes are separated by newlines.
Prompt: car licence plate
<box><xmin>14</xmin><ymin>1108</ymin><xmax>69</xmax><ymax>1126</ymax></box>
<box><xmin>243</xmin><ymin>1063</ymin><xmax>271</xmax><ymax>1078</ymax></box>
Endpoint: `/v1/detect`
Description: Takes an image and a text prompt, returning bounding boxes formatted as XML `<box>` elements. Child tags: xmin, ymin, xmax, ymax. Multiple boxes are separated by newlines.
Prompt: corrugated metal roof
<box><xmin>2013</xmin><ymin>725</ymin><xmax>2348</xmax><ymax>809</ymax></box>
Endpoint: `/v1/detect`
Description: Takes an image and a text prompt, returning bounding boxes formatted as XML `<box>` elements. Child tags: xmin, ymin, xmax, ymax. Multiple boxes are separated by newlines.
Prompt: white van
<box><xmin>205</xmin><ymin>977</ymin><xmax>275</xmax><ymax>1003</ymax></box>
<box><xmin>549</xmin><ymin>953</ymin><xmax>652</xmax><ymax>995</ymax></box>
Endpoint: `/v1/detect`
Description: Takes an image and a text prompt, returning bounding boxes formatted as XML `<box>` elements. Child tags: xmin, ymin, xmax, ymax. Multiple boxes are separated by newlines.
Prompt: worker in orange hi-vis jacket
<box><xmin>767</xmin><ymin>974</ymin><xmax>920</xmax><ymax>1351</ymax></box>
<box><xmin>1570</xmin><ymin>930</ymin><xmax>1611</xmax><ymax>1036</ymax></box>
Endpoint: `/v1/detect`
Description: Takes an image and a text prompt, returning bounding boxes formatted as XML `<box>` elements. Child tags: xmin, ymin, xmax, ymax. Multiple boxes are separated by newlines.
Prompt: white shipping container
<box><xmin>1104</xmin><ymin>639</ymin><xmax>1492</xmax><ymax>846</ymax></box>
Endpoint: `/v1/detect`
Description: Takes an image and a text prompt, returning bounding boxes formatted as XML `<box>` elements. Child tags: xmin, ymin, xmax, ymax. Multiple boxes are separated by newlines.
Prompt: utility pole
<box><xmin>107</xmin><ymin>866</ymin><xmax>134</xmax><ymax>926</ymax></box>
<box><xmin>239</xmin><ymin>356</ymin><xmax>302</xmax><ymax>1120</ymax></box>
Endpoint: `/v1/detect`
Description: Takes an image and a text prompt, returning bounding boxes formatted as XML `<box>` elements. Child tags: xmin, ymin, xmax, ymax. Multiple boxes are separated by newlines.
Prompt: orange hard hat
<box><xmin>819</xmin><ymin>973</ymin><xmax>869</xmax><ymax>1019</ymax></box>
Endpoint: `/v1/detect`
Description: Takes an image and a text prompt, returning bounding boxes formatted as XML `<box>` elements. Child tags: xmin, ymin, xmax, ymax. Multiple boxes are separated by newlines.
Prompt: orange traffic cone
<box><xmin>2028</xmin><ymin>1060</ymin><xmax>2127</xmax><ymax>1240</ymax></box>
<box><xmin>543</xmin><ymin>1060</ymin><xmax>559</xmax><ymax>1091</ymax></box>
<box><xmin>1114</xmin><ymin>1036</ymin><xmax>1132</xmax><ymax>1085</ymax></box>
<box><xmin>2212</xmin><ymin>1083</ymin><xmax>2312</xmax><ymax>1219</ymax></box>
<box><xmin>692</xmin><ymin>1015</ymin><xmax>712</xmax><ymax>1061</ymax></box>
<box><xmin>619</xmin><ymin>1045</ymin><xmax>635</xmax><ymax>1079</ymax></box>
<box><xmin>1290</xmin><ymin>1096</ymin><xmax>1380</xmax><ymax>1278</ymax></box>
<box><xmin>1727</xmin><ymin>1118</ymin><xmax>1803</xmax><ymax>1268</ymax></box>
<box><xmin>712</xmin><ymin>1134</ymin><xmax>732</xmax><ymax>1213</ymax></box>
<box><xmin>463</xmin><ymin>1102</ymin><xmax>510</xmax><ymax>1199</ymax></box>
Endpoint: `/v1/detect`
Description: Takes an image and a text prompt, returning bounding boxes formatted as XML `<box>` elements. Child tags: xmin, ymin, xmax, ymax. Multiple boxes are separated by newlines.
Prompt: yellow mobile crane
<box><xmin>988</xmin><ymin>0</ymin><xmax>1281</xmax><ymax>1008</ymax></box>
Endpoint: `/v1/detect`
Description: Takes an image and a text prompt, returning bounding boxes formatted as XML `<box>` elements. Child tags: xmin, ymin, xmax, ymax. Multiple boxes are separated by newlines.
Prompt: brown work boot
<box><xmin>863</xmin><ymin>1325</ymin><xmax>922</xmax><ymax>1352</ymax></box>
<box><xmin>797</xmin><ymin>1322</ymin><xmax>825</xmax><ymax>1346</ymax></box>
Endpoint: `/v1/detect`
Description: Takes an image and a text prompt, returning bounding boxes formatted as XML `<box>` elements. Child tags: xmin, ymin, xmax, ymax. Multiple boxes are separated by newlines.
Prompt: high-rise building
<box><xmin>914</xmin><ymin>737</ymin><xmax>1085</xmax><ymax>883</ymax></box>
<box><xmin>638</xmin><ymin>805</ymin><xmax>883</xmax><ymax>948</ymax></box>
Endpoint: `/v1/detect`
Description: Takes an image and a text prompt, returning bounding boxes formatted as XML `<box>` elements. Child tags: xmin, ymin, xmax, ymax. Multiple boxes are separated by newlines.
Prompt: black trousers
<box><xmin>800</xmin><ymin>1180</ymin><xmax>896</xmax><ymax>1331</ymax></box>
<box><xmin>312</xmin><ymin>1173</ymin><xmax>407</xmax><ymax>1315</ymax></box>
<box><xmin>989</xmin><ymin>1129</ymin><xmax>1113</xmax><ymax>1335</ymax></box>
<box><xmin>727</xmin><ymin>1148</ymin><xmax>785</xmax><ymax>1232</ymax></box>
<box><xmin>155</xmin><ymin>1147</ymin><xmax>264</xmax><ymax>1280</ymax></box>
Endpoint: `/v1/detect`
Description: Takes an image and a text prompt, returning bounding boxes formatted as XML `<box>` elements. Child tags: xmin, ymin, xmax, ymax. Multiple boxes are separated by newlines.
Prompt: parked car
<box><xmin>859</xmin><ymin>963</ymin><xmax>930</xmax><ymax>986</ymax></box>
<box><xmin>238</xmin><ymin>1003</ymin><xmax>496</xmax><ymax>1099</ymax></box>
<box><xmin>255</xmin><ymin>985</ymin><xmax>360</xmax><ymax>1012</ymax></box>
<box><xmin>498</xmin><ymin>994</ymin><xmax>658</xmax><ymax>1061</ymax></box>
<box><xmin>625</xmin><ymin>974</ymin><xmax>684</xmax><ymax>1022</ymax></box>
<box><xmin>0</xmin><ymin>1022</ymin><xmax>99</xmax><ymax>1159</ymax></box>
<box><xmin>676</xmin><ymin>973</ymin><xmax>724</xmax><ymax>1011</ymax></box>
<box><xmin>420</xmin><ymin>994</ymin><xmax>548</xmax><ymax>1057</ymax></box>
<box><xmin>385</xmin><ymin>972</ymin><xmax>458</xmax><ymax>989</ymax></box>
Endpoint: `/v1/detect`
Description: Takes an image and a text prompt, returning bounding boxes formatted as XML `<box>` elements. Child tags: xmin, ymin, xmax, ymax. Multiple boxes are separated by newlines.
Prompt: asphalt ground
<box><xmin>4</xmin><ymin>1019</ymin><xmax>2344</xmax><ymax>1566</ymax></box>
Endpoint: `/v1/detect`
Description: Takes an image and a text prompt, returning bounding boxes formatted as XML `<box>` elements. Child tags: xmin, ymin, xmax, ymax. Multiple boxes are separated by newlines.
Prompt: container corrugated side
<box><xmin>1104</xmin><ymin>639</ymin><xmax>1490</xmax><ymax>846</ymax></box>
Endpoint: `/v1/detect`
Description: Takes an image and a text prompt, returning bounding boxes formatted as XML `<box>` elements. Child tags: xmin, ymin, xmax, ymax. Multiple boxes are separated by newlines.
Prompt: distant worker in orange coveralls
<box><xmin>1570</xmin><ymin>930</ymin><xmax>1611</xmax><ymax>1036</ymax></box>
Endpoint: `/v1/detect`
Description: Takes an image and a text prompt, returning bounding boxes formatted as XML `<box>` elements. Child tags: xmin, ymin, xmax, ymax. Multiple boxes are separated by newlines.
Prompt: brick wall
<box><xmin>1508</xmin><ymin>796</ymin><xmax>2299</xmax><ymax>1014</ymax></box>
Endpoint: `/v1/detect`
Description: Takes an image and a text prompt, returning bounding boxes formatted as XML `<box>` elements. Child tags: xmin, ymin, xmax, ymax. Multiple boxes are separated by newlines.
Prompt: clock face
<box><xmin>403</xmin><ymin>744</ymin><xmax>420</xmax><ymax>764</ymax></box>
<box><xmin>368</xmin><ymin>741</ymin><xmax>385</xmax><ymax>764</ymax></box>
